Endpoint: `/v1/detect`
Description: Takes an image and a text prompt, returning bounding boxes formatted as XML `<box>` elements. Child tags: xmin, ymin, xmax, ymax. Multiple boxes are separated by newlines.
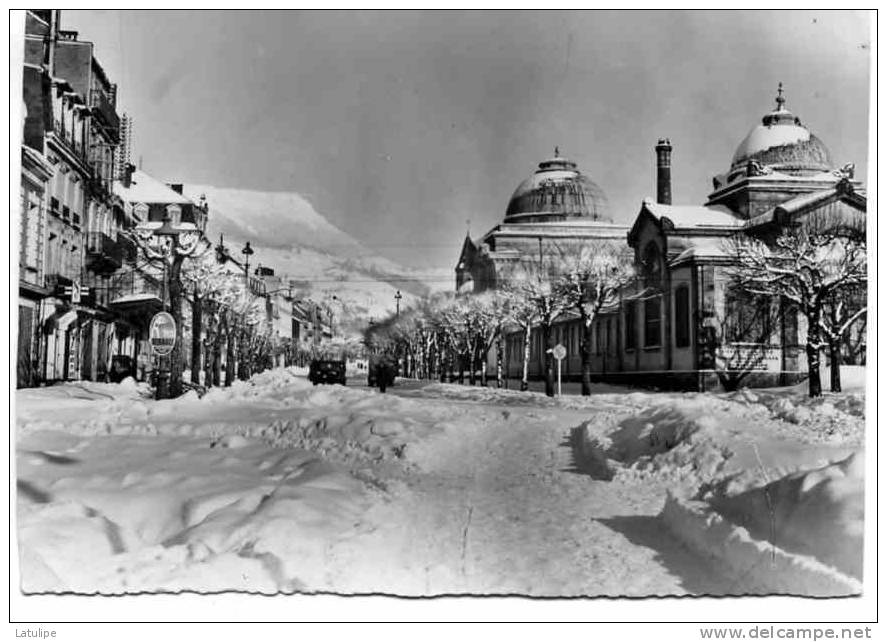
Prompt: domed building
<box><xmin>455</xmin><ymin>149</ymin><xmax>627</xmax><ymax>293</ymax></box>
<box><xmin>490</xmin><ymin>85</ymin><xmax>867</xmax><ymax>391</ymax></box>
<box><xmin>504</xmin><ymin>151</ymin><xmax>610</xmax><ymax>223</ymax></box>
<box><xmin>705</xmin><ymin>83</ymin><xmax>863</xmax><ymax>221</ymax></box>
<box><xmin>729</xmin><ymin>84</ymin><xmax>832</xmax><ymax>176</ymax></box>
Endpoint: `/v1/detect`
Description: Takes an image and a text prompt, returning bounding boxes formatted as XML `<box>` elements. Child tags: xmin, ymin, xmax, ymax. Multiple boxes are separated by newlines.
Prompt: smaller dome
<box><xmin>505</xmin><ymin>149</ymin><xmax>610</xmax><ymax>223</ymax></box>
<box><xmin>730</xmin><ymin>84</ymin><xmax>832</xmax><ymax>176</ymax></box>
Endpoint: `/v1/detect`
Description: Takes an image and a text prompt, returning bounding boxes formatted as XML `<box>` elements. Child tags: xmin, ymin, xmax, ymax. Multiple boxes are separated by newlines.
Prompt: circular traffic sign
<box><xmin>149</xmin><ymin>311</ymin><xmax>177</xmax><ymax>356</ymax></box>
<box><xmin>552</xmin><ymin>343</ymin><xmax>567</xmax><ymax>360</ymax></box>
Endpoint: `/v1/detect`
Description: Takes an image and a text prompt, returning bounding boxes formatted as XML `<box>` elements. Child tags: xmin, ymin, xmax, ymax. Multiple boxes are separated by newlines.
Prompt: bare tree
<box><xmin>504</xmin><ymin>252</ymin><xmax>569</xmax><ymax>397</ymax></box>
<box><xmin>500</xmin><ymin>281</ymin><xmax>539</xmax><ymax>392</ymax></box>
<box><xmin>554</xmin><ymin>242</ymin><xmax>635</xmax><ymax>395</ymax></box>
<box><xmin>820</xmin><ymin>287</ymin><xmax>867</xmax><ymax>392</ymax></box>
<box><xmin>181</xmin><ymin>248</ymin><xmax>232</xmax><ymax>387</ymax></box>
<box><xmin>130</xmin><ymin>226</ymin><xmax>204</xmax><ymax>398</ymax></box>
<box><xmin>727</xmin><ymin>219</ymin><xmax>866</xmax><ymax>397</ymax></box>
<box><xmin>467</xmin><ymin>291</ymin><xmax>509</xmax><ymax>387</ymax></box>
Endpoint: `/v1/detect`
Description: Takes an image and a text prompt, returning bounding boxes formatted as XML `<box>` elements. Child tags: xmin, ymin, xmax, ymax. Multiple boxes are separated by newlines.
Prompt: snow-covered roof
<box><xmin>732</xmin><ymin>121</ymin><xmax>811</xmax><ymax>165</ymax></box>
<box><xmin>114</xmin><ymin>169</ymin><xmax>193</xmax><ymax>206</ymax></box>
<box><xmin>669</xmin><ymin>236</ymin><xmax>731</xmax><ymax>266</ymax></box>
<box><xmin>744</xmin><ymin>181</ymin><xmax>867</xmax><ymax>230</ymax></box>
<box><xmin>642</xmin><ymin>199</ymin><xmax>742</xmax><ymax>229</ymax></box>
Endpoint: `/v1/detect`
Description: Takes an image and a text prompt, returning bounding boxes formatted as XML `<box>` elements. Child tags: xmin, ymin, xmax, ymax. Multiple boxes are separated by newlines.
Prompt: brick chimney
<box><xmin>655</xmin><ymin>138</ymin><xmax>673</xmax><ymax>205</ymax></box>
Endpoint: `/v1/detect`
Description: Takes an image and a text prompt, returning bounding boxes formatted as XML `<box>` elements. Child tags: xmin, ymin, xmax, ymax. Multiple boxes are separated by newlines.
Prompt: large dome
<box><xmin>505</xmin><ymin>150</ymin><xmax>610</xmax><ymax>223</ymax></box>
<box><xmin>730</xmin><ymin>84</ymin><xmax>832</xmax><ymax>175</ymax></box>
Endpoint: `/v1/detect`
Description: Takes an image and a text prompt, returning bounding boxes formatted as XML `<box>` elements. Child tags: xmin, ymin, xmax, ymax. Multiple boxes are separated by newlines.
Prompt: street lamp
<box><xmin>327</xmin><ymin>294</ymin><xmax>340</xmax><ymax>338</ymax></box>
<box><xmin>395</xmin><ymin>290</ymin><xmax>402</xmax><ymax>318</ymax></box>
<box><xmin>242</xmin><ymin>241</ymin><xmax>254</xmax><ymax>286</ymax></box>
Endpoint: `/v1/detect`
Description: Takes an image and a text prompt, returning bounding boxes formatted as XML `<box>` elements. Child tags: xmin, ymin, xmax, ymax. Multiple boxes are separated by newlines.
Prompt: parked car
<box><xmin>308</xmin><ymin>359</ymin><xmax>347</xmax><ymax>385</ymax></box>
<box><xmin>108</xmin><ymin>355</ymin><xmax>135</xmax><ymax>383</ymax></box>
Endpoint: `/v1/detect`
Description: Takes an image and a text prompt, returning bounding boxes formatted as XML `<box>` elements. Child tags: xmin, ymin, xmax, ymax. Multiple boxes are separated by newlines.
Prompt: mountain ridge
<box><xmin>182</xmin><ymin>184</ymin><xmax>433</xmax><ymax>323</ymax></box>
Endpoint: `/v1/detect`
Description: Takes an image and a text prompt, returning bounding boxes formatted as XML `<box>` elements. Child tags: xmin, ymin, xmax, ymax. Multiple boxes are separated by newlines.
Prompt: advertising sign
<box><xmin>149</xmin><ymin>312</ymin><xmax>176</xmax><ymax>356</ymax></box>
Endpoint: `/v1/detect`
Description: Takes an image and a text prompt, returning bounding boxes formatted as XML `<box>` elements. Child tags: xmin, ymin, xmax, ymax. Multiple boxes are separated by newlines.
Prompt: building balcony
<box><xmin>50</xmin><ymin>120</ymin><xmax>89</xmax><ymax>166</ymax></box>
<box><xmin>90</xmin><ymin>89</ymin><xmax>120</xmax><ymax>142</ymax></box>
<box><xmin>108</xmin><ymin>271</ymin><xmax>164</xmax><ymax>325</ymax></box>
<box><xmin>86</xmin><ymin>231</ymin><xmax>124</xmax><ymax>273</ymax></box>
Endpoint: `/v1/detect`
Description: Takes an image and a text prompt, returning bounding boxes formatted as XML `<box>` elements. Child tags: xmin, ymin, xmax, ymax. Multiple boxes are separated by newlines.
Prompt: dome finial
<box><xmin>775</xmin><ymin>82</ymin><xmax>786</xmax><ymax>110</ymax></box>
<box><xmin>554</xmin><ymin>146</ymin><xmax>560</xmax><ymax>158</ymax></box>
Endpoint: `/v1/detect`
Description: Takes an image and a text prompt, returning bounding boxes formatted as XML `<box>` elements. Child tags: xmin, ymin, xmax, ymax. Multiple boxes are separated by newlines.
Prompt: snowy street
<box><xmin>15</xmin><ymin>368</ymin><xmax>865</xmax><ymax>596</ymax></box>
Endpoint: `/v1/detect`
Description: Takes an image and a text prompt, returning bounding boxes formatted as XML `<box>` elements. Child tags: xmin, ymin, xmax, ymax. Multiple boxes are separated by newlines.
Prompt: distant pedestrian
<box><xmin>378</xmin><ymin>357</ymin><xmax>391</xmax><ymax>393</ymax></box>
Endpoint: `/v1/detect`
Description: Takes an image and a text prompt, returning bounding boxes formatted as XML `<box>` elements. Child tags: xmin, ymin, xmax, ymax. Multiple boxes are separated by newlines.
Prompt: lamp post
<box><xmin>395</xmin><ymin>290</ymin><xmax>402</xmax><ymax>318</ymax></box>
<box><xmin>242</xmin><ymin>241</ymin><xmax>254</xmax><ymax>287</ymax></box>
<box><xmin>328</xmin><ymin>294</ymin><xmax>340</xmax><ymax>338</ymax></box>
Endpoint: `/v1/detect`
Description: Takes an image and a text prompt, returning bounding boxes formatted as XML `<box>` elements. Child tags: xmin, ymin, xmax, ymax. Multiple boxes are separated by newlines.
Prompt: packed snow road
<box><xmin>15</xmin><ymin>368</ymin><xmax>863</xmax><ymax>596</ymax></box>
<box><xmin>320</xmin><ymin>394</ymin><xmax>731</xmax><ymax>596</ymax></box>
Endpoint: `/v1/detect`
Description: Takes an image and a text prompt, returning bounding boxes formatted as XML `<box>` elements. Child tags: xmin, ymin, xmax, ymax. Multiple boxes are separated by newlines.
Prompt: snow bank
<box><xmin>17</xmin><ymin>368</ymin><xmax>441</xmax><ymax>469</ymax></box>
<box><xmin>15</xmin><ymin>366</ymin><xmax>459</xmax><ymax>594</ymax></box>
<box><xmin>709</xmin><ymin>453</ymin><xmax>863</xmax><ymax>579</ymax></box>
<box><xmin>661</xmin><ymin>493</ymin><xmax>862</xmax><ymax>597</ymax></box>
<box><xmin>16</xmin><ymin>430</ymin><xmax>369</xmax><ymax>594</ymax></box>
<box><xmin>571</xmin><ymin>399</ymin><xmax>733</xmax><ymax>488</ymax></box>
<box><xmin>722</xmin><ymin>366</ymin><xmax>867</xmax><ymax>447</ymax></box>
<box><xmin>727</xmin><ymin>387</ymin><xmax>865</xmax><ymax>446</ymax></box>
<box><xmin>571</xmin><ymin>391</ymin><xmax>861</xmax><ymax>499</ymax></box>
<box><xmin>412</xmin><ymin>382</ymin><xmax>643</xmax><ymax>410</ymax></box>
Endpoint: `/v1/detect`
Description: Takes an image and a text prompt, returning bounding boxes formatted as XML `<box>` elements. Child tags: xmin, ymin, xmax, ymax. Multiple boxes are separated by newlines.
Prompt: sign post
<box><xmin>149</xmin><ymin>312</ymin><xmax>177</xmax><ymax>399</ymax></box>
<box><xmin>552</xmin><ymin>343</ymin><xmax>566</xmax><ymax>396</ymax></box>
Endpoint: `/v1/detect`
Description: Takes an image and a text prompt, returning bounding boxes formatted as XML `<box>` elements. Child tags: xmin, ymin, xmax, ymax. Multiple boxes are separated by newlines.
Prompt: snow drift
<box><xmin>15</xmin><ymin>368</ymin><xmax>444</xmax><ymax>593</ymax></box>
<box><xmin>661</xmin><ymin>488</ymin><xmax>862</xmax><ymax>597</ymax></box>
<box><xmin>708</xmin><ymin>453</ymin><xmax>864</xmax><ymax>580</ymax></box>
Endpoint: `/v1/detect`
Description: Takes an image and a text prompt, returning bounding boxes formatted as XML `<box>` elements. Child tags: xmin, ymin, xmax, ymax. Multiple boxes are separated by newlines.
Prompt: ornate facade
<box><xmin>455</xmin><ymin>150</ymin><xmax>628</xmax><ymax>293</ymax></box>
<box><xmin>465</xmin><ymin>86</ymin><xmax>867</xmax><ymax>390</ymax></box>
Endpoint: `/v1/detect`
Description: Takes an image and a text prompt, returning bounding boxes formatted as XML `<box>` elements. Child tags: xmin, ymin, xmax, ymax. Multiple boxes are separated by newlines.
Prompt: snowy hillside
<box><xmin>183</xmin><ymin>185</ymin><xmax>432</xmax><ymax>324</ymax></box>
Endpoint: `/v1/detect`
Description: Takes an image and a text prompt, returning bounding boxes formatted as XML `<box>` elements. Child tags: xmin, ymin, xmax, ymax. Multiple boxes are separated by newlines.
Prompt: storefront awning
<box><xmin>109</xmin><ymin>294</ymin><xmax>163</xmax><ymax>326</ymax></box>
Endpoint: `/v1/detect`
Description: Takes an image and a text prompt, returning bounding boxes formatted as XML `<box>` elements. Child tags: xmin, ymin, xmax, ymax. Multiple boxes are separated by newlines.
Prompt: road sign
<box><xmin>62</xmin><ymin>282</ymin><xmax>89</xmax><ymax>303</ymax></box>
<box><xmin>149</xmin><ymin>312</ymin><xmax>176</xmax><ymax>356</ymax></box>
<box><xmin>552</xmin><ymin>343</ymin><xmax>566</xmax><ymax>396</ymax></box>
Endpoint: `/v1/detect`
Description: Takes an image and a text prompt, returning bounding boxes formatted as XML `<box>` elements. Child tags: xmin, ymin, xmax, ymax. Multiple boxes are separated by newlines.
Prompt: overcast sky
<box><xmin>62</xmin><ymin>10</ymin><xmax>871</xmax><ymax>276</ymax></box>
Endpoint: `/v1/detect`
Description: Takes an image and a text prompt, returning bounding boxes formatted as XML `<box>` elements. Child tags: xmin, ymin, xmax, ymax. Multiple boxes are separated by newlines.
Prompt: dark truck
<box><xmin>308</xmin><ymin>359</ymin><xmax>347</xmax><ymax>385</ymax></box>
